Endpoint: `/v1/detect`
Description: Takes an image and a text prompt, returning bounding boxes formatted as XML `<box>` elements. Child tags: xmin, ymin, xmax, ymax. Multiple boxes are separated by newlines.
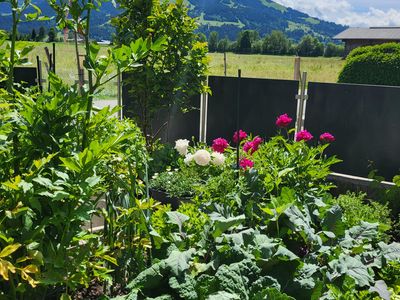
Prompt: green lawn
<box><xmin>208</xmin><ymin>52</ymin><xmax>345</xmax><ymax>83</ymax></box>
<box><xmin>15</xmin><ymin>42</ymin><xmax>345</xmax><ymax>99</ymax></box>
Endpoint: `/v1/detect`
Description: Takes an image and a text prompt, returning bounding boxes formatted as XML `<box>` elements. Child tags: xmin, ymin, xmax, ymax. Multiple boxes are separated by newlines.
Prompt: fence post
<box><xmin>199</xmin><ymin>77</ymin><xmax>209</xmax><ymax>143</ymax></box>
<box><xmin>224</xmin><ymin>52</ymin><xmax>227</xmax><ymax>76</ymax></box>
<box><xmin>295</xmin><ymin>71</ymin><xmax>308</xmax><ymax>137</ymax></box>
<box><xmin>294</xmin><ymin>56</ymin><xmax>301</xmax><ymax>81</ymax></box>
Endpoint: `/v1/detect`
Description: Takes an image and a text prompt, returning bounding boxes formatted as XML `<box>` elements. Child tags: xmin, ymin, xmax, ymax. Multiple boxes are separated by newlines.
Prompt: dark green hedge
<box><xmin>338</xmin><ymin>43</ymin><xmax>400</xmax><ymax>86</ymax></box>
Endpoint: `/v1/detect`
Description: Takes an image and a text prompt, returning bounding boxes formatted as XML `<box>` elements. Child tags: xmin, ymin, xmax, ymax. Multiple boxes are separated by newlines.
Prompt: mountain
<box><xmin>0</xmin><ymin>0</ymin><xmax>346</xmax><ymax>42</ymax></box>
<box><xmin>188</xmin><ymin>0</ymin><xmax>346</xmax><ymax>42</ymax></box>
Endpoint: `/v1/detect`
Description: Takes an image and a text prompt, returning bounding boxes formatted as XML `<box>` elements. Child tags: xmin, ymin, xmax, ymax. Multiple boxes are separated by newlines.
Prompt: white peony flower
<box><xmin>175</xmin><ymin>139</ymin><xmax>190</xmax><ymax>156</ymax></box>
<box><xmin>211</xmin><ymin>152</ymin><xmax>225</xmax><ymax>166</ymax></box>
<box><xmin>193</xmin><ymin>149</ymin><xmax>211</xmax><ymax>166</ymax></box>
<box><xmin>184</xmin><ymin>153</ymin><xmax>194</xmax><ymax>165</ymax></box>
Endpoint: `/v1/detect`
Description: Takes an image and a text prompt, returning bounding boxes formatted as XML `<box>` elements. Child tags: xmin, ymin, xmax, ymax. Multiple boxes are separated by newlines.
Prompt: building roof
<box><xmin>334</xmin><ymin>27</ymin><xmax>400</xmax><ymax>40</ymax></box>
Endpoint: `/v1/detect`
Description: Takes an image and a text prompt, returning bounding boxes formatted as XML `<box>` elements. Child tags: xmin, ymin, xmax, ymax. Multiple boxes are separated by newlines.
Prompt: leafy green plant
<box><xmin>150</xmin><ymin>169</ymin><xmax>200</xmax><ymax>198</ymax></box>
<box><xmin>112</xmin><ymin>0</ymin><xmax>209</xmax><ymax>146</ymax></box>
<box><xmin>338</xmin><ymin>43</ymin><xmax>400</xmax><ymax>86</ymax></box>
<box><xmin>332</xmin><ymin>192</ymin><xmax>392</xmax><ymax>234</ymax></box>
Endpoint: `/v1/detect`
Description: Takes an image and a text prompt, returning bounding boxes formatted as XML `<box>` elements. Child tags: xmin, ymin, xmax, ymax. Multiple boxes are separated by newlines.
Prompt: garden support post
<box><xmin>294</xmin><ymin>56</ymin><xmax>301</xmax><ymax>81</ymax></box>
<box><xmin>224</xmin><ymin>52</ymin><xmax>227</xmax><ymax>76</ymax></box>
<box><xmin>236</xmin><ymin>69</ymin><xmax>241</xmax><ymax>174</ymax></box>
<box><xmin>295</xmin><ymin>71</ymin><xmax>308</xmax><ymax>136</ymax></box>
<box><xmin>199</xmin><ymin>77</ymin><xmax>209</xmax><ymax>143</ymax></box>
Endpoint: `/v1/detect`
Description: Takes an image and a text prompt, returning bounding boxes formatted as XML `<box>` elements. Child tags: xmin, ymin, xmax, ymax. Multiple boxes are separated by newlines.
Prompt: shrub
<box><xmin>332</xmin><ymin>192</ymin><xmax>392</xmax><ymax>233</ymax></box>
<box><xmin>338</xmin><ymin>42</ymin><xmax>400</xmax><ymax>86</ymax></box>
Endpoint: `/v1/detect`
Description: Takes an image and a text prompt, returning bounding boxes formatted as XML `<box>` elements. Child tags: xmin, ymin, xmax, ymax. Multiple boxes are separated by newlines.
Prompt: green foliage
<box><xmin>150</xmin><ymin>168</ymin><xmax>200</xmax><ymax>198</ymax></box>
<box><xmin>297</xmin><ymin>35</ymin><xmax>324</xmax><ymax>57</ymax></box>
<box><xmin>262</xmin><ymin>30</ymin><xmax>291</xmax><ymax>55</ymax></box>
<box><xmin>338</xmin><ymin>43</ymin><xmax>400</xmax><ymax>86</ymax></box>
<box><xmin>208</xmin><ymin>31</ymin><xmax>219</xmax><ymax>52</ymax></box>
<box><xmin>332</xmin><ymin>192</ymin><xmax>392</xmax><ymax>233</ymax></box>
<box><xmin>113</xmin><ymin>0</ymin><xmax>209</xmax><ymax>144</ymax></box>
<box><xmin>324</xmin><ymin>42</ymin><xmax>344</xmax><ymax>57</ymax></box>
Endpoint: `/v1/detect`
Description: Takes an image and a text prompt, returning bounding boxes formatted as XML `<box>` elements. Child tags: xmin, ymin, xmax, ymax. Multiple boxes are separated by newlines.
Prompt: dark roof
<box><xmin>334</xmin><ymin>27</ymin><xmax>400</xmax><ymax>40</ymax></box>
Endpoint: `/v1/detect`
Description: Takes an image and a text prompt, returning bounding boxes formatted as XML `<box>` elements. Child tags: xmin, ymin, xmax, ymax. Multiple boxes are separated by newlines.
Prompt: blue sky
<box><xmin>273</xmin><ymin>0</ymin><xmax>400</xmax><ymax>27</ymax></box>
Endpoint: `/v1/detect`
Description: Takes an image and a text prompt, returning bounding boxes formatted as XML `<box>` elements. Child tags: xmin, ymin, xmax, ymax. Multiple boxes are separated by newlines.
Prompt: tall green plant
<box><xmin>112</xmin><ymin>0</ymin><xmax>209</xmax><ymax>147</ymax></box>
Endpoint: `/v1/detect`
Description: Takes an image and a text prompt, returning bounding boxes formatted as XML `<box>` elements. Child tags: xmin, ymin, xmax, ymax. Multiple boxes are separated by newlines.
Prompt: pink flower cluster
<box><xmin>295</xmin><ymin>130</ymin><xmax>313</xmax><ymax>142</ymax></box>
<box><xmin>240</xmin><ymin>158</ymin><xmax>254</xmax><ymax>170</ymax></box>
<box><xmin>212</xmin><ymin>138</ymin><xmax>229</xmax><ymax>153</ymax></box>
<box><xmin>320</xmin><ymin>132</ymin><xmax>335</xmax><ymax>143</ymax></box>
<box><xmin>233</xmin><ymin>130</ymin><xmax>248</xmax><ymax>144</ymax></box>
<box><xmin>276</xmin><ymin>113</ymin><xmax>293</xmax><ymax>128</ymax></box>
<box><xmin>243</xmin><ymin>136</ymin><xmax>263</xmax><ymax>154</ymax></box>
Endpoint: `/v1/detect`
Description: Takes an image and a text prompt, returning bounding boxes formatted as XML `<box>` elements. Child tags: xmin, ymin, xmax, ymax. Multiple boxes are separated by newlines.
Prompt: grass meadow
<box><xmin>15</xmin><ymin>42</ymin><xmax>345</xmax><ymax>100</ymax></box>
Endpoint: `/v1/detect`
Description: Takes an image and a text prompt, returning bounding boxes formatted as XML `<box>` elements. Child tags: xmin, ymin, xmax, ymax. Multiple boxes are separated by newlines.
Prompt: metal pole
<box><xmin>295</xmin><ymin>71</ymin><xmax>308</xmax><ymax>135</ymax></box>
<box><xmin>236</xmin><ymin>69</ymin><xmax>241</xmax><ymax>173</ymax></box>
<box><xmin>199</xmin><ymin>77</ymin><xmax>209</xmax><ymax>143</ymax></box>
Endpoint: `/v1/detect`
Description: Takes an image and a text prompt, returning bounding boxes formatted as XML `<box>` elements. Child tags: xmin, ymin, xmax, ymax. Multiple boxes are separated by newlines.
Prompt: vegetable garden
<box><xmin>1</xmin><ymin>0</ymin><xmax>400</xmax><ymax>299</ymax></box>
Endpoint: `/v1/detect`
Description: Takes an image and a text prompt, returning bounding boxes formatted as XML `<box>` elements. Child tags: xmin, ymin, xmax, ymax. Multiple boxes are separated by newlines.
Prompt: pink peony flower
<box><xmin>212</xmin><ymin>138</ymin><xmax>229</xmax><ymax>153</ymax></box>
<box><xmin>233</xmin><ymin>130</ymin><xmax>248</xmax><ymax>144</ymax></box>
<box><xmin>243</xmin><ymin>141</ymin><xmax>253</xmax><ymax>153</ymax></box>
<box><xmin>320</xmin><ymin>132</ymin><xmax>335</xmax><ymax>143</ymax></box>
<box><xmin>239</xmin><ymin>158</ymin><xmax>254</xmax><ymax>170</ymax></box>
<box><xmin>243</xmin><ymin>136</ymin><xmax>263</xmax><ymax>154</ymax></box>
<box><xmin>276</xmin><ymin>113</ymin><xmax>293</xmax><ymax>128</ymax></box>
<box><xmin>295</xmin><ymin>130</ymin><xmax>313</xmax><ymax>142</ymax></box>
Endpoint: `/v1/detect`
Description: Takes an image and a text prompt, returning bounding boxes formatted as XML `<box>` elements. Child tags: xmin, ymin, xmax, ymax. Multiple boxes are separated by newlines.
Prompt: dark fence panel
<box><xmin>206</xmin><ymin>76</ymin><xmax>299</xmax><ymax>143</ymax></box>
<box><xmin>14</xmin><ymin>67</ymin><xmax>37</xmax><ymax>87</ymax></box>
<box><xmin>0</xmin><ymin>67</ymin><xmax>37</xmax><ymax>89</ymax></box>
<box><xmin>306</xmin><ymin>82</ymin><xmax>400</xmax><ymax>180</ymax></box>
<box><xmin>121</xmin><ymin>72</ymin><xmax>200</xmax><ymax>143</ymax></box>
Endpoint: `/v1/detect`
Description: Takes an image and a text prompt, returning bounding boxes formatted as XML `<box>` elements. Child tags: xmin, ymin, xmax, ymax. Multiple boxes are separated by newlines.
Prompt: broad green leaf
<box><xmin>212</xmin><ymin>215</ymin><xmax>245</xmax><ymax>238</ymax></box>
<box><xmin>321</xmin><ymin>205</ymin><xmax>345</xmax><ymax>237</ymax></box>
<box><xmin>60</xmin><ymin>157</ymin><xmax>81</xmax><ymax>172</ymax></box>
<box><xmin>166</xmin><ymin>211</ymin><xmax>189</xmax><ymax>234</ymax></box>
<box><xmin>378</xmin><ymin>242</ymin><xmax>400</xmax><ymax>261</ymax></box>
<box><xmin>165</xmin><ymin>249</ymin><xmax>195</xmax><ymax>276</ymax></box>
<box><xmin>327</xmin><ymin>254</ymin><xmax>373</xmax><ymax>287</ymax></box>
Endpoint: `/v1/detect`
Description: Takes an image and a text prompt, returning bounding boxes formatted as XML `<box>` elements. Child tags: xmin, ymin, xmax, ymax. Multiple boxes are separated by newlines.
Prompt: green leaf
<box><xmin>60</xmin><ymin>157</ymin><xmax>81</xmax><ymax>172</ymax></box>
<box><xmin>165</xmin><ymin>249</ymin><xmax>195</xmax><ymax>276</ymax></box>
<box><xmin>166</xmin><ymin>211</ymin><xmax>189</xmax><ymax>234</ymax></box>
<box><xmin>206</xmin><ymin>291</ymin><xmax>241</xmax><ymax>300</ymax></box>
<box><xmin>212</xmin><ymin>215</ymin><xmax>246</xmax><ymax>238</ymax></box>
<box><xmin>327</xmin><ymin>254</ymin><xmax>373</xmax><ymax>287</ymax></box>
<box><xmin>322</xmin><ymin>205</ymin><xmax>345</xmax><ymax>237</ymax></box>
<box><xmin>0</xmin><ymin>243</ymin><xmax>22</xmax><ymax>258</ymax></box>
<box><xmin>393</xmin><ymin>175</ymin><xmax>400</xmax><ymax>187</ymax></box>
<box><xmin>378</xmin><ymin>242</ymin><xmax>400</xmax><ymax>261</ymax></box>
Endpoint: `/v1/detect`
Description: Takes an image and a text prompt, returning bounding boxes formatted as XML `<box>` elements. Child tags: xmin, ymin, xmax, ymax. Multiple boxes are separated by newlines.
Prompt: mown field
<box><xmin>16</xmin><ymin>42</ymin><xmax>345</xmax><ymax>99</ymax></box>
<box><xmin>208</xmin><ymin>52</ymin><xmax>345</xmax><ymax>82</ymax></box>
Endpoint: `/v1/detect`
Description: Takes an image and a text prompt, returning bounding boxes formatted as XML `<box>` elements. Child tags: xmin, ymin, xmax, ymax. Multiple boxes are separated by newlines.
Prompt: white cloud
<box><xmin>274</xmin><ymin>0</ymin><xmax>400</xmax><ymax>27</ymax></box>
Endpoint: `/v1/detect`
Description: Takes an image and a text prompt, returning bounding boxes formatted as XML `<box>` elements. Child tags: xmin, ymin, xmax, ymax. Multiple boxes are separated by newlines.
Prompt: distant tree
<box><xmin>237</xmin><ymin>30</ymin><xmax>259</xmax><ymax>54</ymax></box>
<box><xmin>31</xmin><ymin>29</ymin><xmax>37</xmax><ymax>41</ymax></box>
<box><xmin>262</xmin><ymin>30</ymin><xmax>290</xmax><ymax>55</ymax></box>
<box><xmin>297</xmin><ymin>35</ymin><xmax>324</xmax><ymax>57</ymax></box>
<box><xmin>38</xmin><ymin>26</ymin><xmax>46</xmax><ymax>41</ymax></box>
<box><xmin>48</xmin><ymin>28</ymin><xmax>56</xmax><ymax>42</ymax></box>
<box><xmin>217</xmin><ymin>38</ymin><xmax>229</xmax><ymax>52</ymax></box>
<box><xmin>251</xmin><ymin>40</ymin><xmax>263</xmax><ymax>54</ymax></box>
<box><xmin>208</xmin><ymin>31</ymin><xmax>219</xmax><ymax>52</ymax></box>
<box><xmin>324</xmin><ymin>42</ymin><xmax>344</xmax><ymax>57</ymax></box>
